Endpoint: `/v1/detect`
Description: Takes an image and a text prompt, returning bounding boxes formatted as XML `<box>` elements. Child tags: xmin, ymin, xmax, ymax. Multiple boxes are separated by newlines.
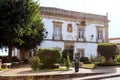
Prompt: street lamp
<box><xmin>43</xmin><ymin>30</ymin><xmax>48</xmax><ymax>38</ymax></box>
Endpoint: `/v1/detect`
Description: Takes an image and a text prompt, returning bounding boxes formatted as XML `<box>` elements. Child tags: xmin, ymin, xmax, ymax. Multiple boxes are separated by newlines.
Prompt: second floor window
<box><xmin>98</xmin><ymin>29</ymin><xmax>103</xmax><ymax>39</ymax></box>
<box><xmin>78</xmin><ymin>29</ymin><xmax>84</xmax><ymax>38</ymax></box>
<box><xmin>54</xmin><ymin>26</ymin><xmax>61</xmax><ymax>39</ymax></box>
<box><xmin>53</xmin><ymin>21</ymin><xmax>63</xmax><ymax>40</ymax></box>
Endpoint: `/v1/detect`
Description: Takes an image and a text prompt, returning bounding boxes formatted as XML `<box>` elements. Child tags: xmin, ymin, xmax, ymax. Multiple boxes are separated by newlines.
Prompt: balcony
<box><xmin>96</xmin><ymin>39</ymin><xmax>104</xmax><ymax>43</ymax></box>
<box><xmin>77</xmin><ymin>38</ymin><xmax>85</xmax><ymax>42</ymax></box>
<box><xmin>52</xmin><ymin>33</ymin><xmax>63</xmax><ymax>40</ymax></box>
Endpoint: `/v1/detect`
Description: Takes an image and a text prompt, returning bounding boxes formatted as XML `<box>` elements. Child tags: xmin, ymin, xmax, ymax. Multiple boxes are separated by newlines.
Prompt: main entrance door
<box><xmin>64</xmin><ymin>42</ymin><xmax>74</xmax><ymax>61</ymax></box>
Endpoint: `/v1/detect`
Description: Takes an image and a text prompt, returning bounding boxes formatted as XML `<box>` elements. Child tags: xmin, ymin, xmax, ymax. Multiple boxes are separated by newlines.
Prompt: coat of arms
<box><xmin>67</xmin><ymin>24</ymin><xmax>72</xmax><ymax>33</ymax></box>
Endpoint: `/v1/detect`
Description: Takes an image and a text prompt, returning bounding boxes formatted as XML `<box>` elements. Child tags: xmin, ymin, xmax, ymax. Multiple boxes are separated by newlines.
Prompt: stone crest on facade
<box><xmin>67</xmin><ymin>24</ymin><xmax>72</xmax><ymax>33</ymax></box>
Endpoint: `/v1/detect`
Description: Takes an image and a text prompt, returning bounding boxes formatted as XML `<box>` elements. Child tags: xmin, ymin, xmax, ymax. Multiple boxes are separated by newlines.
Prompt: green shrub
<box><xmin>30</xmin><ymin>56</ymin><xmax>41</xmax><ymax>71</ymax></box>
<box><xmin>101</xmin><ymin>56</ymin><xmax>106</xmax><ymax>63</ymax></box>
<box><xmin>96</xmin><ymin>63</ymin><xmax>115</xmax><ymax>67</ymax></box>
<box><xmin>97</xmin><ymin>43</ymin><xmax>118</xmax><ymax>63</ymax></box>
<box><xmin>64</xmin><ymin>54</ymin><xmax>71</xmax><ymax>70</ymax></box>
<box><xmin>80</xmin><ymin>57</ymin><xmax>89</xmax><ymax>64</ymax></box>
<box><xmin>115</xmin><ymin>55</ymin><xmax>120</xmax><ymax>63</ymax></box>
<box><xmin>41</xmin><ymin>64</ymin><xmax>60</xmax><ymax>69</ymax></box>
<box><xmin>36</xmin><ymin>49</ymin><xmax>62</xmax><ymax>67</ymax></box>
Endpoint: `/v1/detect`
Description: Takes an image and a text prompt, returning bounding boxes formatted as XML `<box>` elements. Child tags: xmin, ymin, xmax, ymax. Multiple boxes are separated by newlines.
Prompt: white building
<box><xmin>0</xmin><ymin>7</ymin><xmax>109</xmax><ymax>60</ymax></box>
<box><xmin>38</xmin><ymin>7</ymin><xmax>109</xmax><ymax>60</ymax></box>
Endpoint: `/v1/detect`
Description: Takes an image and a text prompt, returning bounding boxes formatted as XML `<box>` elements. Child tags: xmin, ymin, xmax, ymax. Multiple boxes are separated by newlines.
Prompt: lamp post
<box><xmin>74</xmin><ymin>36</ymin><xmax>79</xmax><ymax>72</ymax></box>
<box><xmin>75</xmin><ymin>55</ymin><xmax>79</xmax><ymax>72</ymax></box>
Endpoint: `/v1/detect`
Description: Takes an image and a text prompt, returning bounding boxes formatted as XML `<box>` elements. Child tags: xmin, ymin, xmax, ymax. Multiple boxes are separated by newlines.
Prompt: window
<box><xmin>78</xmin><ymin>29</ymin><xmax>84</xmax><ymax>38</ymax></box>
<box><xmin>97</xmin><ymin>28</ymin><xmax>103</xmax><ymax>39</ymax></box>
<box><xmin>54</xmin><ymin>26</ymin><xmax>61</xmax><ymax>40</ymax></box>
<box><xmin>53</xmin><ymin>21</ymin><xmax>63</xmax><ymax>40</ymax></box>
<box><xmin>77</xmin><ymin>24</ymin><xmax>85</xmax><ymax>40</ymax></box>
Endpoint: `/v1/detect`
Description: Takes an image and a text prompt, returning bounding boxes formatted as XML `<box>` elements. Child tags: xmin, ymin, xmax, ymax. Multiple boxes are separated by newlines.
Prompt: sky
<box><xmin>39</xmin><ymin>0</ymin><xmax>120</xmax><ymax>38</ymax></box>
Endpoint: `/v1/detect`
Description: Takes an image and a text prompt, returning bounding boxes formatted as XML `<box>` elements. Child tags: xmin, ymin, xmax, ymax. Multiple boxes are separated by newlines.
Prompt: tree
<box><xmin>64</xmin><ymin>54</ymin><xmax>71</xmax><ymax>70</ymax></box>
<box><xmin>97</xmin><ymin>43</ymin><xmax>118</xmax><ymax>63</ymax></box>
<box><xmin>0</xmin><ymin>0</ymin><xmax>45</xmax><ymax>60</ymax></box>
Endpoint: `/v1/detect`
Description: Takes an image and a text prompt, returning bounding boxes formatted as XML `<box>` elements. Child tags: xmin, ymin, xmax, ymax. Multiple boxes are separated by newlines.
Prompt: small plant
<box><xmin>30</xmin><ymin>56</ymin><xmax>41</xmax><ymax>71</ymax></box>
<box><xmin>28</xmin><ymin>76</ymin><xmax>34</xmax><ymax>80</ymax></box>
<box><xmin>90</xmin><ymin>55</ymin><xmax>97</xmax><ymax>63</ymax></box>
<box><xmin>64</xmin><ymin>54</ymin><xmax>71</xmax><ymax>70</ymax></box>
<box><xmin>80</xmin><ymin>57</ymin><xmax>89</xmax><ymax>64</ymax></box>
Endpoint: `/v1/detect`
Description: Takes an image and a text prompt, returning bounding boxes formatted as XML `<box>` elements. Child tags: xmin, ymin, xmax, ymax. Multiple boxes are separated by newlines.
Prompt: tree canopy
<box><xmin>0</xmin><ymin>0</ymin><xmax>45</xmax><ymax>59</ymax></box>
<box><xmin>97</xmin><ymin>43</ymin><xmax>118</xmax><ymax>63</ymax></box>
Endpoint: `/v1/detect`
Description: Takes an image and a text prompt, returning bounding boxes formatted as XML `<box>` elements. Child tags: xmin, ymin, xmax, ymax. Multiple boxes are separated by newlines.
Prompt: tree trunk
<box><xmin>20</xmin><ymin>49</ymin><xmax>29</xmax><ymax>60</ymax></box>
<box><xmin>8</xmin><ymin>46</ymin><xmax>12</xmax><ymax>62</ymax></box>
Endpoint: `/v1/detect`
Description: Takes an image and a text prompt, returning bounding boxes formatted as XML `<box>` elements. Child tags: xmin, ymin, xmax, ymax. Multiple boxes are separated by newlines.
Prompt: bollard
<box><xmin>74</xmin><ymin>57</ymin><xmax>79</xmax><ymax>72</ymax></box>
<box><xmin>0</xmin><ymin>59</ymin><xmax>2</xmax><ymax>69</ymax></box>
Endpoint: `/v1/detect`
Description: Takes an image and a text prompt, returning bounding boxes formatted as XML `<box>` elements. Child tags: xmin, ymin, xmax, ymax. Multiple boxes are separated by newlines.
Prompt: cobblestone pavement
<box><xmin>0</xmin><ymin>65</ymin><xmax>120</xmax><ymax>79</ymax></box>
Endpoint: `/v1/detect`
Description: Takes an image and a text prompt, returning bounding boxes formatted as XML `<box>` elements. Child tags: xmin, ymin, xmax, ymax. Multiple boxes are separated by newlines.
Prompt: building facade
<box><xmin>38</xmin><ymin>7</ymin><xmax>109</xmax><ymax>59</ymax></box>
<box><xmin>0</xmin><ymin>7</ymin><xmax>109</xmax><ymax>60</ymax></box>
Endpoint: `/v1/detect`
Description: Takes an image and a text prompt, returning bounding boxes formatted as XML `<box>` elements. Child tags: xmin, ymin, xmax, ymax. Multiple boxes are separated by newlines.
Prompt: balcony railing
<box><xmin>96</xmin><ymin>39</ymin><xmax>104</xmax><ymax>43</ymax></box>
<box><xmin>77</xmin><ymin>37</ymin><xmax>85</xmax><ymax>42</ymax></box>
<box><xmin>53</xmin><ymin>33</ymin><xmax>63</xmax><ymax>40</ymax></box>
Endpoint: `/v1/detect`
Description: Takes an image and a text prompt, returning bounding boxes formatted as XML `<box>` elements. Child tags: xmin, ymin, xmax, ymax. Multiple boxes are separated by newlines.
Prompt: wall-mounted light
<box><xmin>90</xmin><ymin>34</ymin><xmax>94</xmax><ymax>41</ymax></box>
<box><xmin>43</xmin><ymin>30</ymin><xmax>48</xmax><ymax>38</ymax></box>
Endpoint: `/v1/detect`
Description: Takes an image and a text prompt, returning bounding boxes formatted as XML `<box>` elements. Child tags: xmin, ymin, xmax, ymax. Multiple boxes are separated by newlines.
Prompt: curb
<box><xmin>69</xmin><ymin>73</ymin><xmax>120</xmax><ymax>80</ymax></box>
<box><xmin>0</xmin><ymin>73</ymin><xmax>103</xmax><ymax>80</ymax></box>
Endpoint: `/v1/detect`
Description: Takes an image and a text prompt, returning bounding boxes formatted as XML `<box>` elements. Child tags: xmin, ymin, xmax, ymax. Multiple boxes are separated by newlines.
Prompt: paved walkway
<box><xmin>0</xmin><ymin>65</ymin><xmax>120</xmax><ymax>79</ymax></box>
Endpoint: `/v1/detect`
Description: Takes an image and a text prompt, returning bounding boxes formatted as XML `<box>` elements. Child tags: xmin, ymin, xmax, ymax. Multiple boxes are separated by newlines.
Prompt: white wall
<box><xmin>85</xmin><ymin>24</ymin><xmax>97</xmax><ymax>42</ymax></box>
<box><xmin>76</xmin><ymin>43</ymin><xmax>97</xmax><ymax>58</ymax></box>
<box><xmin>41</xmin><ymin>17</ymin><xmax>104</xmax><ymax>58</ymax></box>
<box><xmin>42</xmin><ymin>18</ymin><xmax>105</xmax><ymax>42</ymax></box>
<box><xmin>42</xmin><ymin>18</ymin><xmax>53</xmax><ymax>39</ymax></box>
<box><xmin>39</xmin><ymin>40</ymin><xmax>64</xmax><ymax>51</ymax></box>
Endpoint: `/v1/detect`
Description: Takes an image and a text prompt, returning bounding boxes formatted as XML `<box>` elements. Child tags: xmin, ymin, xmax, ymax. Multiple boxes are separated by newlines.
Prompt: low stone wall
<box><xmin>0</xmin><ymin>73</ymin><xmax>102</xmax><ymax>80</ymax></box>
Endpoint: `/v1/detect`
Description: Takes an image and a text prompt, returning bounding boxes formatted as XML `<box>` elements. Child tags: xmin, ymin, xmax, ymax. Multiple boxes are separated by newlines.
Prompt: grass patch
<box><xmin>32</xmin><ymin>67</ymin><xmax>70</xmax><ymax>72</ymax></box>
<box><xmin>96</xmin><ymin>63</ymin><xmax>120</xmax><ymax>67</ymax></box>
<box><xmin>0</xmin><ymin>68</ymin><xmax>5</xmax><ymax>71</ymax></box>
<box><xmin>53</xmin><ymin>67</ymin><xmax>69</xmax><ymax>71</ymax></box>
<box><xmin>82</xmin><ymin>63</ymin><xmax>95</xmax><ymax>69</ymax></box>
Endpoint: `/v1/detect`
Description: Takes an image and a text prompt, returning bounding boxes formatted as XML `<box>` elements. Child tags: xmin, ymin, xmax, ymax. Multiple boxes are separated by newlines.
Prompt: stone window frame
<box><xmin>77</xmin><ymin>24</ymin><xmax>85</xmax><ymax>41</ymax></box>
<box><xmin>52</xmin><ymin>21</ymin><xmax>63</xmax><ymax>40</ymax></box>
<box><xmin>96</xmin><ymin>26</ymin><xmax>104</xmax><ymax>40</ymax></box>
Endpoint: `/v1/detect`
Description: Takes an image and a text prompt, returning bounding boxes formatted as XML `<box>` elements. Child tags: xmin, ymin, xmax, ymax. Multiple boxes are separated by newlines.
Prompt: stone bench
<box><xmin>2</xmin><ymin>63</ymin><xmax>12</xmax><ymax>68</ymax></box>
